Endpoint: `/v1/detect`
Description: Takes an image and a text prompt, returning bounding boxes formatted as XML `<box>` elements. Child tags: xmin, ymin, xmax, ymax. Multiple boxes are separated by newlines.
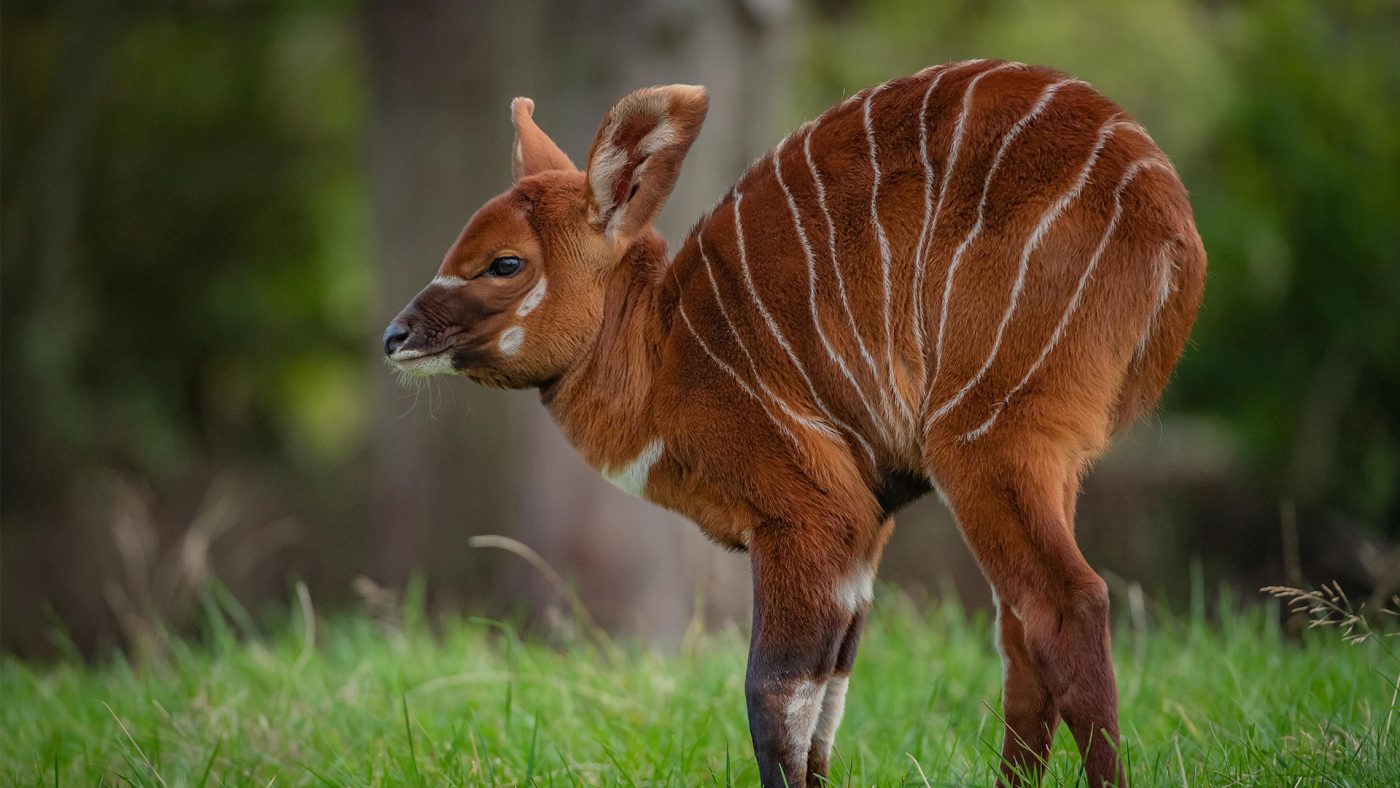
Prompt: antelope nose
<box><xmin>382</xmin><ymin>321</ymin><xmax>411</xmax><ymax>356</ymax></box>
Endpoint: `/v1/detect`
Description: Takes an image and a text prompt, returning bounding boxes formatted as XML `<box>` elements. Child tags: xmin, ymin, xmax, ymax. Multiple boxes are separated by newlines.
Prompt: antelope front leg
<box><xmin>806</xmin><ymin>515</ymin><xmax>888</xmax><ymax>782</ymax></box>
<box><xmin>745</xmin><ymin>519</ymin><xmax>870</xmax><ymax>788</ymax></box>
<box><xmin>805</xmin><ymin>606</ymin><xmax>867</xmax><ymax>782</ymax></box>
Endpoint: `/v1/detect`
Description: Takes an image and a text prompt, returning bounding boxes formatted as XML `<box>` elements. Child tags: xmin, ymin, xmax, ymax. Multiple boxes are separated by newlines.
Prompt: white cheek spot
<box><xmin>431</xmin><ymin>275</ymin><xmax>468</xmax><ymax>288</ymax></box>
<box><xmin>784</xmin><ymin>679</ymin><xmax>825</xmax><ymax>760</ymax></box>
<box><xmin>498</xmin><ymin>326</ymin><xmax>525</xmax><ymax>356</ymax></box>
<box><xmin>517</xmin><ymin>275</ymin><xmax>548</xmax><ymax>317</ymax></box>
<box><xmin>833</xmin><ymin>562</ymin><xmax>874</xmax><ymax>613</ymax></box>
<box><xmin>602</xmin><ymin>438</ymin><xmax>663</xmax><ymax>500</ymax></box>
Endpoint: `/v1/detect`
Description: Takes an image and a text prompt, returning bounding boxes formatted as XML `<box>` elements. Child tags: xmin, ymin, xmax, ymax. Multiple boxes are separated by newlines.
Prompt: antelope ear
<box><xmin>584</xmin><ymin>84</ymin><xmax>708</xmax><ymax>242</ymax></box>
<box><xmin>511</xmin><ymin>97</ymin><xmax>575</xmax><ymax>180</ymax></box>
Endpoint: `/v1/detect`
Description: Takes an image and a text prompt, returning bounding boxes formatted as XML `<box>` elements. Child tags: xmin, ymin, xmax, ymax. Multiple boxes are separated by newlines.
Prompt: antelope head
<box><xmin>383</xmin><ymin>86</ymin><xmax>708</xmax><ymax>389</ymax></box>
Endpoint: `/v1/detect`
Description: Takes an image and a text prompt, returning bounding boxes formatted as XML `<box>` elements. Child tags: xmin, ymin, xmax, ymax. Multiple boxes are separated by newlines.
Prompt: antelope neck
<box><xmin>539</xmin><ymin>237</ymin><xmax>669</xmax><ymax>474</ymax></box>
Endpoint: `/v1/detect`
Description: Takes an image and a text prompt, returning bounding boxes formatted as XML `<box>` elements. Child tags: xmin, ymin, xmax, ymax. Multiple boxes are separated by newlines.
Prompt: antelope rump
<box><xmin>384</xmin><ymin>59</ymin><xmax>1205</xmax><ymax>787</ymax></box>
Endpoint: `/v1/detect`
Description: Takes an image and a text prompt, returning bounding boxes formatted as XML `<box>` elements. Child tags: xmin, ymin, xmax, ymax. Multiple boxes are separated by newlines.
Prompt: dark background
<box><xmin>3</xmin><ymin>0</ymin><xmax>1397</xmax><ymax>658</ymax></box>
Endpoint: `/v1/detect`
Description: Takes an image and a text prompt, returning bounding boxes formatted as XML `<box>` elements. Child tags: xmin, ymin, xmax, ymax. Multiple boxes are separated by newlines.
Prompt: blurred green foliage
<box><xmin>1</xmin><ymin>5</ymin><xmax>371</xmax><ymax>506</ymax></box>
<box><xmin>2</xmin><ymin>1</ymin><xmax>1397</xmax><ymax>654</ymax></box>
<box><xmin>807</xmin><ymin>0</ymin><xmax>1400</xmax><ymax>527</ymax></box>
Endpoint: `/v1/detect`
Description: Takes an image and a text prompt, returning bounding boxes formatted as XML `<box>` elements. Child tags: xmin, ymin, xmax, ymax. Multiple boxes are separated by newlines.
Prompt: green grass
<box><xmin>3</xmin><ymin>589</ymin><xmax>1396</xmax><ymax>786</ymax></box>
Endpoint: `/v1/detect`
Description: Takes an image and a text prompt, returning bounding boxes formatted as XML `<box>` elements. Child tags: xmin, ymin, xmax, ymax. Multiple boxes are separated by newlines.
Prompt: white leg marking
<box><xmin>862</xmin><ymin>87</ymin><xmax>916</xmax><ymax>430</ymax></box>
<box><xmin>431</xmin><ymin>275</ymin><xmax>468</xmax><ymax>288</ymax></box>
<box><xmin>927</xmin><ymin>116</ymin><xmax>1134</xmax><ymax>431</ymax></box>
<box><xmin>497</xmin><ymin>326</ymin><xmax>525</xmax><ymax>356</ymax></box>
<box><xmin>677</xmin><ymin>298</ymin><xmax>803</xmax><ymax>452</ymax></box>
<box><xmin>833</xmin><ymin>562</ymin><xmax>874</xmax><ymax>614</ymax></box>
<box><xmin>516</xmin><ymin>275</ymin><xmax>548</xmax><ymax>317</ymax></box>
<box><xmin>731</xmin><ymin>192</ymin><xmax>876</xmax><ymax>459</ymax></box>
<box><xmin>602</xmin><ymin>438</ymin><xmax>663</xmax><ymax>499</ymax></box>
<box><xmin>810</xmin><ymin>674</ymin><xmax>850</xmax><ymax>761</ymax></box>
<box><xmin>784</xmin><ymin>678</ymin><xmax>825</xmax><ymax>764</ymax></box>
<box><xmin>926</xmin><ymin>61</ymin><xmax>1023</xmax><ymax>391</ymax></box>
<box><xmin>775</xmin><ymin>133</ymin><xmax>890</xmax><ymax>455</ymax></box>
<box><xmin>961</xmin><ymin>154</ymin><xmax>1175</xmax><ymax>441</ymax></box>
<box><xmin>804</xmin><ymin>131</ymin><xmax>895</xmax><ymax>422</ymax></box>
<box><xmin>697</xmin><ymin>236</ymin><xmax>855</xmax><ymax>451</ymax></box>
<box><xmin>992</xmin><ymin>590</ymin><xmax>1010</xmax><ymax>675</ymax></box>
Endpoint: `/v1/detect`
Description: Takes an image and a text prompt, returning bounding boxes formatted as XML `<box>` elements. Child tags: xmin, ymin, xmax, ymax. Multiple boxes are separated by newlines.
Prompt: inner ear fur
<box><xmin>584</xmin><ymin>84</ymin><xmax>708</xmax><ymax>242</ymax></box>
<box><xmin>512</xmin><ymin>97</ymin><xmax>576</xmax><ymax>180</ymax></box>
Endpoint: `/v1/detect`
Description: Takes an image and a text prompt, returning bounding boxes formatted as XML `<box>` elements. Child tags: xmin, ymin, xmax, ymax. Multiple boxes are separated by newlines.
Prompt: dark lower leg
<box><xmin>997</xmin><ymin>601</ymin><xmax>1059</xmax><ymax>787</ymax></box>
<box><xmin>1024</xmin><ymin>579</ymin><xmax>1124</xmax><ymax>787</ymax></box>
<box><xmin>806</xmin><ymin>609</ymin><xmax>867</xmax><ymax>784</ymax></box>
<box><xmin>746</xmin><ymin>522</ymin><xmax>861</xmax><ymax>788</ymax></box>
<box><xmin>930</xmin><ymin>443</ymin><xmax>1124</xmax><ymax>788</ymax></box>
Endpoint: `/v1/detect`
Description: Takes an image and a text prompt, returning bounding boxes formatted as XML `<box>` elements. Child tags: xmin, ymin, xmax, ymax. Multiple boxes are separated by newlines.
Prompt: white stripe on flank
<box><xmin>910</xmin><ymin>63</ymin><xmax>960</xmax><ymax>370</ymax></box>
<box><xmin>731</xmin><ymin>192</ymin><xmax>871</xmax><ymax>453</ymax></box>
<box><xmin>926</xmin><ymin>61</ymin><xmax>1022</xmax><ymax>391</ymax></box>
<box><xmin>959</xmin><ymin>153</ymin><xmax>1173</xmax><ymax>442</ymax></box>
<box><xmin>915</xmin><ymin>58</ymin><xmax>986</xmax><ymax>79</ymax></box>
<box><xmin>803</xmin><ymin>130</ymin><xmax>893</xmax><ymax>421</ymax></box>
<box><xmin>927</xmin><ymin>78</ymin><xmax>1074</xmax><ymax>395</ymax></box>
<box><xmin>862</xmin><ymin>87</ymin><xmax>915</xmax><ymax>429</ymax></box>
<box><xmin>928</xmin><ymin>115</ymin><xmax>1128</xmax><ymax>431</ymax></box>
<box><xmin>677</xmin><ymin>297</ymin><xmax>803</xmax><ymax>452</ymax></box>
<box><xmin>696</xmin><ymin>235</ymin><xmax>860</xmax><ymax>455</ymax></box>
<box><xmin>774</xmin><ymin>133</ymin><xmax>891</xmax><ymax>454</ymax></box>
<box><xmin>1137</xmin><ymin>239</ymin><xmax>1177</xmax><ymax>360</ymax></box>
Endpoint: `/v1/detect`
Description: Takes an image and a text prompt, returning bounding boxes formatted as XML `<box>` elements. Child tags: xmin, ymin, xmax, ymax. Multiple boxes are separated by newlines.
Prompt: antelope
<box><xmin>384</xmin><ymin>59</ymin><xmax>1205</xmax><ymax>787</ymax></box>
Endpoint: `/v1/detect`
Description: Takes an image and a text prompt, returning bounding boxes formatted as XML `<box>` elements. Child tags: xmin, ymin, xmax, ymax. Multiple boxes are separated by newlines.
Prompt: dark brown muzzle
<box><xmin>382</xmin><ymin>320</ymin><xmax>411</xmax><ymax>356</ymax></box>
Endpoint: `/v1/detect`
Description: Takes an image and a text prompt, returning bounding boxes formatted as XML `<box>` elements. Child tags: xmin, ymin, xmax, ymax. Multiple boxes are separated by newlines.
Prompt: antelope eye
<box><xmin>487</xmin><ymin>256</ymin><xmax>522</xmax><ymax>277</ymax></box>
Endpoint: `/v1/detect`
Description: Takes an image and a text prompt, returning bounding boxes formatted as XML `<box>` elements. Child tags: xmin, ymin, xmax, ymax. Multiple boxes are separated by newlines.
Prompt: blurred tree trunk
<box><xmin>364</xmin><ymin>1</ymin><xmax>521</xmax><ymax>597</ymax></box>
<box><xmin>365</xmin><ymin>0</ymin><xmax>793</xmax><ymax>637</ymax></box>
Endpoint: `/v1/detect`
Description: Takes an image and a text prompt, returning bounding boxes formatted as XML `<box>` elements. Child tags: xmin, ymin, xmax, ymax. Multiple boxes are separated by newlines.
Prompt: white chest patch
<box><xmin>517</xmin><ymin>276</ymin><xmax>548</xmax><ymax>317</ymax></box>
<box><xmin>602</xmin><ymin>438</ymin><xmax>664</xmax><ymax>499</ymax></box>
<box><xmin>498</xmin><ymin>326</ymin><xmax>525</xmax><ymax>356</ymax></box>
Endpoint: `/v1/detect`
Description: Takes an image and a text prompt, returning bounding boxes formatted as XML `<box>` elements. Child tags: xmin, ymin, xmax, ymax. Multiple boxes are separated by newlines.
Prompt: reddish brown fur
<box><xmin>386</xmin><ymin>59</ymin><xmax>1206</xmax><ymax>787</ymax></box>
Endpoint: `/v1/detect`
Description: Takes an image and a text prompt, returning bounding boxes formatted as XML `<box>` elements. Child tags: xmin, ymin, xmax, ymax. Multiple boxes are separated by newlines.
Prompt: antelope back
<box><xmin>661</xmin><ymin>59</ymin><xmax>1204</xmax><ymax>471</ymax></box>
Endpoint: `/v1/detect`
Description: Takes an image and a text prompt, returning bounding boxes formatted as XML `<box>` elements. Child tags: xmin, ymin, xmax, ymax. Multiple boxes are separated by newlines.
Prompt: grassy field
<box><xmin>3</xmin><ymin>586</ymin><xmax>1396</xmax><ymax>786</ymax></box>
